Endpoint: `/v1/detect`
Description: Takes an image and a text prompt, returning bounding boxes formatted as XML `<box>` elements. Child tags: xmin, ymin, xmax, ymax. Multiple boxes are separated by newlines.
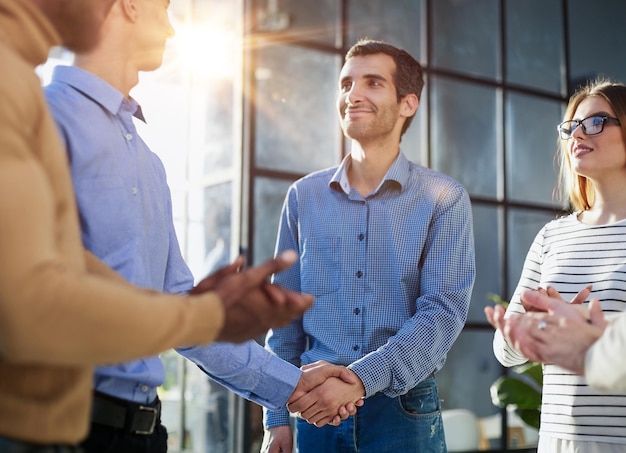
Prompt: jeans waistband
<box><xmin>91</xmin><ymin>392</ymin><xmax>161</xmax><ymax>435</ymax></box>
<box><xmin>0</xmin><ymin>436</ymin><xmax>82</xmax><ymax>453</ymax></box>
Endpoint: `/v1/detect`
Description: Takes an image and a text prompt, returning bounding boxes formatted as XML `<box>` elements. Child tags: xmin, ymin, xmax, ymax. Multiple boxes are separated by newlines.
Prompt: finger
<box><xmin>263</xmin><ymin>282</ymin><xmax>288</xmax><ymax>305</ymax></box>
<box><xmin>545</xmin><ymin>286</ymin><xmax>562</xmax><ymax>299</ymax></box>
<box><xmin>190</xmin><ymin>256</ymin><xmax>245</xmax><ymax>294</ymax></box>
<box><xmin>570</xmin><ymin>285</ymin><xmax>592</xmax><ymax>305</ymax></box>
<box><xmin>484</xmin><ymin>306</ymin><xmax>496</xmax><ymax>327</ymax></box>
<box><xmin>238</xmin><ymin>251</ymin><xmax>298</xmax><ymax>294</ymax></box>
<box><xmin>588</xmin><ymin>299</ymin><xmax>607</xmax><ymax>327</ymax></box>
<box><xmin>520</xmin><ymin>289</ymin><xmax>552</xmax><ymax>312</ymax></box>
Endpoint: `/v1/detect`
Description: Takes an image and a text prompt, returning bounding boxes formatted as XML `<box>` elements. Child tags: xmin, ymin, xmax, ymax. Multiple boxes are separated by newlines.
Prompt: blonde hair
<box><xmin>558</xmin><ymin>79</ymin><xmax>626</xmax><ymax>211</ymax></box>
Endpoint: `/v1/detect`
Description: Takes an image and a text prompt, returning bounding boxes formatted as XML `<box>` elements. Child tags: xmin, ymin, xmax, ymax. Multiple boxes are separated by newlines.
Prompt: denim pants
<box><xmin>296</xmin><ymin>377</ymin><xmax>447</xmax><ymax>453</ymax></box>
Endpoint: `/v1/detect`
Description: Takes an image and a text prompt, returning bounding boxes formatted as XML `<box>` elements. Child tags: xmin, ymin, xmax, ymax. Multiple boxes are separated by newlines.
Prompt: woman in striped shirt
<box><xmin>492</xmin><ymin>79</ymin><xmax>626</xmax><ymax>453</ymax></box>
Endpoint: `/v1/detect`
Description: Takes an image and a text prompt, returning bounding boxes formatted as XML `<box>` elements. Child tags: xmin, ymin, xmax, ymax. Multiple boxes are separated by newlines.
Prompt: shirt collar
<box><xmin>330</xmin><ymin>151</ymin><xmax>410</xmax><ymax>195</ymax></box>
<box><xmin>50</xmin><ymin>65</ymin><xmax>146</xmax><ymax>122</ymax></box>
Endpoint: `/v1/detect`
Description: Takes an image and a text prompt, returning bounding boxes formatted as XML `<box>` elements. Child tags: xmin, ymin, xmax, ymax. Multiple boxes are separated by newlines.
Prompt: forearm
<box><xmin>0</xmin><ymin>261</ymin><xmax>225</xmax><ymax>365</ymax></box>
<box><xmin>179</xmin><ymin>341</ymin><xmax>301</xmax><ymax>410</ymax></box>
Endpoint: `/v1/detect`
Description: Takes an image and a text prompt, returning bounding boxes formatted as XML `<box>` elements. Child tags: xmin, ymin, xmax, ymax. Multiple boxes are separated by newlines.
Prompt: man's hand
<box><xmin>288</xmin><ymin>361</ymin><xmax>364</xmax><ymax>426</ymax></box>
<box><xmin>194</xmin><ymin>251</ymin><xmax>313</xmax><ymax>343</ymax></box>
<box><xmin>189</xmin><ymin>256</ymin><xmax>244</xmax><ymax>294</ymax></box>
<box><xmin>288</xmin><ymin>368</ymin><xmax>365</xmax><ymax>427</ymax></box>
<box><xmin>261</xmin><ymin>425</ymin><xmax>293</xmax><ymax>453</ymax></box>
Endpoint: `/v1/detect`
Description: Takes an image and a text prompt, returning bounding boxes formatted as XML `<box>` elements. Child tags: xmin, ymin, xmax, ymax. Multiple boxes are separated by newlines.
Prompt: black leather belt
<box><xmin>91</xmin><ymin>392</ymin><xmax>161</xmax><ymax>435</ymax></box>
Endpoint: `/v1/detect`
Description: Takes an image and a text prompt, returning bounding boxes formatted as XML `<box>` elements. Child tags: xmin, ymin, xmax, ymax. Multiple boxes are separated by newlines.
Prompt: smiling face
<box><xmin>337</xmin><ymin>53</ymin><xmax>416</xmax><ymax>147</ymax></box>
<box><xmin>567</xmin><ymin>96</ymin><xmax>626</xmax><ymax>180</ymax></box>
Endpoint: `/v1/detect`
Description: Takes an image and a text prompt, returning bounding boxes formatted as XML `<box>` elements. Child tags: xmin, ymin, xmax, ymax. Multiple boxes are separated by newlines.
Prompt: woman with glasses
<box><xmin>489</xmin><ymin>79</ymin><xmax>626</xmax><ymax>453</ymax></box>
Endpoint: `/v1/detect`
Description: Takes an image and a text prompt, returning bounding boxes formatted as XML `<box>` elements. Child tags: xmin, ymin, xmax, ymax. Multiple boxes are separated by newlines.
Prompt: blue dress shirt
<box><xmin>44</xmin><ymin>65</ymin><xmax>300</xmax><ymax>409</ymax></box>
<box><xmin>265</xmin><ymin>152</ymin><xmax>475</xmax><ymax>427</ymax></box>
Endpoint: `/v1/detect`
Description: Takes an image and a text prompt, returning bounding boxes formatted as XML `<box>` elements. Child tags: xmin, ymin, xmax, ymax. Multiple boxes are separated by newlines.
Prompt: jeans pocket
<box><xmin>398</xmin><ymin>379</ymin><xmax>441</xmax><ymax>418</ymax></box>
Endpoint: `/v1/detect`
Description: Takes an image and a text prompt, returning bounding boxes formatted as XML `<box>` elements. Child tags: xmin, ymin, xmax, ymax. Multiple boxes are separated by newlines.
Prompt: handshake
<box><xmin>287</xmin><ymin>360</ymin><xmax>366</xmax><ymax>427</ymax></box>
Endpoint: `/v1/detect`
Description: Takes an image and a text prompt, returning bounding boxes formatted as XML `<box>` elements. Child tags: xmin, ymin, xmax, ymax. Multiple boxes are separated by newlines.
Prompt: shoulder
<box><xmin>406</xmin><ymin>163</ymin><xmax>470</xmax><ymax>206</ymax></box>
<box><xmin>409</xmin><ymin>163</ymin><xmax>465</xmax><ymax>189</ymax></box>
<box><xmin>290</xmin><ymin>167</ymin><xmax>337</xmax><ymax>191</ymax></box>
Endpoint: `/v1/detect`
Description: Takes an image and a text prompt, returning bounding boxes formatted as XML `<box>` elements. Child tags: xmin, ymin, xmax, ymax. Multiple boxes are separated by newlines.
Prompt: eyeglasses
<box><xmin>557</xmin><ymin>115</ymin><xmax>621</xmax><ymax>140</ymax></box>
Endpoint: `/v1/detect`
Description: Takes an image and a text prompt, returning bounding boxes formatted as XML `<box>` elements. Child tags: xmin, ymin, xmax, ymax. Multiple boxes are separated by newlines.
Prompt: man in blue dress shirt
<box><xmin>43</xmin><ymin>0</ymin><xmax>359</xmax><ymax>451</ymax></box>
<box><xmin>262</xmin><ymin>39</ymin><xmax>476</xmax><ymax>453</ymax></box>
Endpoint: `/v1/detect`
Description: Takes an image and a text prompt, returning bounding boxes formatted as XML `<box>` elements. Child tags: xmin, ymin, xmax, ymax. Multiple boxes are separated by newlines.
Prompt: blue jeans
<box><xmin>296</xmin><ymin>377</ymin><xmax>447</xmax><ymax>453</ymax></box>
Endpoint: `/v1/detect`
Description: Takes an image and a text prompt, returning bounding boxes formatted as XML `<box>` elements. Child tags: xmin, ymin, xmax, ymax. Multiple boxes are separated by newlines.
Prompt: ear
<box><xmin>120</xmin><ymin>0</ymin><xmax>140</xmax><ymax>22</ymax></box>
<box><xmin>400</xmin><ymin>93</ymin><xmax>419</xmax><ymax>118</ymax></box>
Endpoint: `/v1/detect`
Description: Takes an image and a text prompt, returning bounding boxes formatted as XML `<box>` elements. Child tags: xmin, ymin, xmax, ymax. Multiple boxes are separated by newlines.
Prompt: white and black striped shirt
<box><xmin>494</xmin><ymin>213</ymin><xmax>626</xmax><ymax>446</ymax></box>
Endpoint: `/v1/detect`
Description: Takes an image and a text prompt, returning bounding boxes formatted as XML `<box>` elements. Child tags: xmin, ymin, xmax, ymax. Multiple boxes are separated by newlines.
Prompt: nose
<box><xmin>167</xmin><ymin>13</ymin><xmax>176</xmax><ymax>38</ymax></box>
<box><xmin>570</xmin><ymin>120</ymin><xmax>586</xmax><ymax>139</ymax></box>
<box><xmin>345</xmin><ymin>84</ymin><xmax>363</xmax><ymax>106</ymax></box>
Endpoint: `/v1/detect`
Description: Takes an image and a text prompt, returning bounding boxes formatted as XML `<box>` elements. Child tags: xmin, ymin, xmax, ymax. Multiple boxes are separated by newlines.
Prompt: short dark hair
<box><xmin>345</xmin><ymin>39</ymin><xmax>424</xmax><ymax>136</ymax></box>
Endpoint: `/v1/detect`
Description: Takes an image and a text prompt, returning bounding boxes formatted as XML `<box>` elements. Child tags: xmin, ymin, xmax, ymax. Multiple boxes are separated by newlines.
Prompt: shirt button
<box><xmin>358</xmin><ymin>233</ymin><xmax>364</xmax><ymax>241</ymax></box>
<box><xmin>140</xmin><ymin>385</ymin><xmax>149</xmax><ymax>392</ymax></box>
<box><xmin>356</xmin><ymin>270</ymin><xmax>363</xmax><ymax>278</ymax></box>
<box><xmin>353</xmin><ymin>308</ymin><xmax>360</xmax><ymax>315</ymax></box>
<box><xmin>353</xmin><ymin>345</ymin><xmax>359</xmax><ymax>351</ymax></box>
<box><xmin>131</xmin><ymin>187</ymin><xmax>138</xmax><ymax>195</ymax></box>
<box><xmin>125</xmin><ymin>133</ymin><xmax>133</xmax><ymax>141</ymax></box>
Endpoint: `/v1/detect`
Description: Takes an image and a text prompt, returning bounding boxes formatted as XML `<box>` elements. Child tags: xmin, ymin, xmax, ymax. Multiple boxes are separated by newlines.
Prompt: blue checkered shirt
<box><xmin>264</xmin><ymin>152</ymin><xmax>475</xmax><ymax>428</ymax></box>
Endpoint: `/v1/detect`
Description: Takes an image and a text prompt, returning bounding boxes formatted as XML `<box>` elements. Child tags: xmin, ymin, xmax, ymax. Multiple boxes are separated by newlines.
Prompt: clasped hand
<box><xmin>287</xmin><ymin>360</ymin><xmax>365</xmax><ymax>427</ymax></box>
<box><xmin>485</xmin><ymin>286</ymin><xmax>608</xmax><ymax>374</ymax></box>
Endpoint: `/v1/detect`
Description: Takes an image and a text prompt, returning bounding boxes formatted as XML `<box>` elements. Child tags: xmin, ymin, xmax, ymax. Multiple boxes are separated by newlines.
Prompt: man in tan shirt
<box><xmin>0</xmin><ymin>0</ymin><xmax>313</xmax><ymax>450</ymax></box>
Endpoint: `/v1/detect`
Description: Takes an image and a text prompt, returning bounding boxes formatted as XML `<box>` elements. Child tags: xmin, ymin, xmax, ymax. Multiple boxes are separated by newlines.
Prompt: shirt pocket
<box><xmin>300</xmin><ymin>237</ymin><xmax>340</xmax><ymax>296</ymax></box>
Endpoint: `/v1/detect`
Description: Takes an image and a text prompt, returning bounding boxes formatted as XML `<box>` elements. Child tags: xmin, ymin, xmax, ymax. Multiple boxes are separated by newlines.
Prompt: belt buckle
<box><xmin>134</xmin><ymin>405</ymin><xmax>158</xmax><ymax>435</ymax></box>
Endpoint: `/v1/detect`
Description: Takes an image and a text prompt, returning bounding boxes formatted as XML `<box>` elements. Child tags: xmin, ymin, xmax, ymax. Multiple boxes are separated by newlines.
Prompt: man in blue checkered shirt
<box><xmin>262</xmin><ymin>39</ymin><xmax>475</xmax><ymax>453</ymax></box>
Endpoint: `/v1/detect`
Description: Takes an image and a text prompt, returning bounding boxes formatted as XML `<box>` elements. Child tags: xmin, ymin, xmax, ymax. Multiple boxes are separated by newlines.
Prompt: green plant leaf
<box><xmin>490</xmin><ymin>376</ymin><xmax>542</xmax><ymax>409</ymax></box>
<box><xmin>486</xmin><ymin>293</ymin><xmax>509</xmax><ymax>308</ymax></box>
<box><xmin>513</xmin><ymin>362</ymin><xmax>543</xmax><ymax>387</ymax></box>
<box><xmin>514</xmin><ymin>407</ymin><xmax>541</xmax><ymax>430</ymax></box>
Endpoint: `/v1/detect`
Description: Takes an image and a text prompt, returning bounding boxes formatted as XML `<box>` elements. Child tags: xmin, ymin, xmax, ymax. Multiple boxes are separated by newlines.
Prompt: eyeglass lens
<box><xmin>559</xmin><ymin>116</ymin><xmax>609</xmax><ymax>139</ymax></box>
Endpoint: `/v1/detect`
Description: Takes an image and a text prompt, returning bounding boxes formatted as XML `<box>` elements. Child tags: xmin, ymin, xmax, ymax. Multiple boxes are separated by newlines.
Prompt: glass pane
<box><xmin>347</xmin><ymin>0</ymin><xmax>424</xmax><ymax>63</ymax></box>
<box><xmin>187</xmin><ymin>183</ymin><xmax>233</xmax><ymax>280</ymax></box>
<box><xmin>431</xmin><ymin>0</ymin><xmax>500</xmax><ymax>79</ymax></box>
<box><xmin>505</xmin><ymin>93</ymin><xmax>563</xmax><ymax>206</ymax></box>
<box><xmin>506</xmin><ymin>0</ymin><xmax>564</xmax><ymax>93</ymax></box>
<box><xmin>253</xmin><ymin>177</ymin><xmax>293</xmax><ymax>265</ymax></box>
<box><xmin>437</xmin><ymin>330</ymin><xmax>505</xmax><ymax>449</ymax></box>
<box><xmin>468</xmin><ymin>204</ymin><xmax>501</xmax><ymax>323</ymax></box>
<box><xmin>431</xmin><ymin>77</ymin><xmax>498</xmax><ymax>197</ymax></box>
<box><xmin>255</xmin><ymin>0</ymin><xmax>340</xmax><ymax>46</ymax></box>
<box><xmin>188</xmin><ymin>78</ymin><xmax>236</xmax><ymax>179</ymax></box>
<box><xmin>255</xmin><ymin>46</ymin><xmax>342</xmax><ymax>174</ymax></box>
<box><xmin>568</xmin><ymin>0</ymin><xmax>626</xmax><ymax>89</ymax></box>
<box><xmin>507</xmin><ymin>208</ymin><xmax>557</xmax><ymax>296</ymax></box>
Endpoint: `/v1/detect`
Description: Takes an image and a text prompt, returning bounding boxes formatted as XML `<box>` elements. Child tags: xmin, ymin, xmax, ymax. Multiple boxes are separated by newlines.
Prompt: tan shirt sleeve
<box><xmin>584</xmin><ymin>314</ymin><xmax>626</xmax><ymax>392</ymax></box>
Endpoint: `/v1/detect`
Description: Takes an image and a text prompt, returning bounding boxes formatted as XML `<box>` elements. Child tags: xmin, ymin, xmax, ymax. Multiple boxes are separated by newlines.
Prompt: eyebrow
<box><xmin>340</xmin><ymin>73</ymin><xmax>388</xmax><ymax>85</ymax></box>
<box><xmin>572</xmin><ymin>111</ymin><xmax>613</xmax><ymax>120</ymax></box>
